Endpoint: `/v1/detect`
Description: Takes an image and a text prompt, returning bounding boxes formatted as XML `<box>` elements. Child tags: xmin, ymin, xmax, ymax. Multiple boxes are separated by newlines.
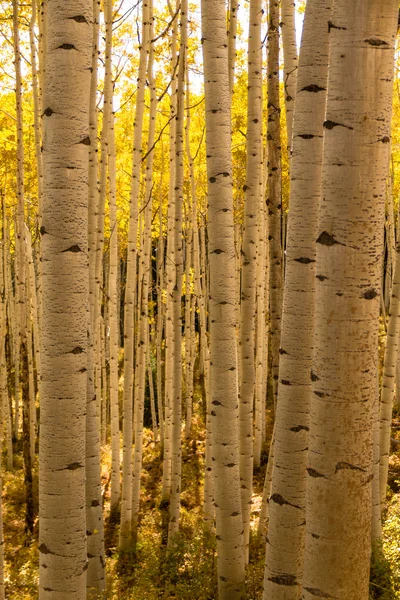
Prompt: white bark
<box><xmin>302</xmin><ymin>3</ymin><xmax>398</xmax><ymax>598</ymax></box>
<box><xmin>202</xmin><ymin>0</ymin><xmax>245</xmax><ymax>595</ymax></box>
<box><xmin>40</xmin><ymin>1</ymin><xmax>93</xmax><ymax>596</ymax></box>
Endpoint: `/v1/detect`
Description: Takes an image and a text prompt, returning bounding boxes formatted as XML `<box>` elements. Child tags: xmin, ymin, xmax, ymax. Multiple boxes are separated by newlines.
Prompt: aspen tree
<box><xmin>302</xmin><ymin>3</ymin><xmax>398</xmax><ymax>598</ymax></box>
<box><xmin>254</xmin><ymin>192</ymin><xmax>267</xmax><ymax>469</ymax></box>
<box><xmin>108</xmin><ymin>104</ymin><xmax>120</xmax><ymax>512</ymax></box>
<box><xmin>379</xmin><ymin>184</ymin><xmax>400</xmax><ymax>509</ymax></box>
<box><xmin>2</xmin><ymin>204</ymin><xmax>13</xmax><ymax>470</ymax></box>
<box><xmin>228</xmin><ymin>0</ymin><xmax>238</xmax><ymax>93</ymax></box>
<box><xmin>103</xmin><ymin>0</ymin><xmax>120</xmax><ymax>513</ymax></box>
<box><xmin>168</xmin><ymin>0</ymin><xmax>187</xmax><ymax>543</ymax></box>
<box><xmin>131</xmin><ymin>0</ymin><xmax>156</xmax><ymax>549</ymax></box>
<box><xmin>12</xmin><ymin>0</ymin><xmax>26</xmax><ymax>440</ymax></box>
<box><xmin>184</xmin><ymin>211</ymin><xmax>194</xmax><ymax>439</ymax></box>
<box><xmin>0</xmin><ymin>240</ymin><xmax>5</xmax><ymax>600</ymax></box>
<box><xmin>119</xmin><ymin>0</ymin><xmax>150</xmax><ymax>551</ymax></box>
<box><xmin>39</xmin><ymin>1</ymin><xmax>92</xmax><ymax>596</ymax></box>
<box><xmin>281</xmin><ymin>0</ymin><xmax>298</xmax><ymax>153</ymax></box>
<box><xmin>83</xmin><ymin>7</ymin><xmax>105</xmax><ymax>591</ymax></box>
<box><xmin>156</xmin><ymin>196</ymin><xmax>165</xmax><ymax>446</ymax></box>
<box><xmin>267</xmin><ymin>0</ymin><xmax>283</xmax><ymax>405</ymax></box>
<box><xmin>161</xmin><ymin>9</ymin><xmax>178</xmax><ymax>508</ymax></box>
<box><xmin>29</xmin><ymin>0</ymin><xmax>44</xmax><ymax>328</ymax></box>
<box><xmin>263</xmin><ymin>0</ymin><xmax>330</xmax><ymax>596</ymax></box>
<box><xmin>239</xmin><ymin>0</ymin><xmax>262</xmax><ymax>562</ymax></box>
<box><xmin>202</xmin><ymin>0</ymin><xmax>245</xmax><ymax>595</ymax></box>
<box><xmin>372</xmin><ymin>372</ymin><xmax>382</xmax><ymax>543</ymax></box>
<box><xmin>185</xmin><ymin>82</ymin><xmax>213</xmax><ymax>519</ymax></box>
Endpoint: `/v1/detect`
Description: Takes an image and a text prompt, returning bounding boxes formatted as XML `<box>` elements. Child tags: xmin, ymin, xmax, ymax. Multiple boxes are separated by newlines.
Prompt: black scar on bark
<box><xmin>211</xmin><ymin>248</ymin><xmax>224</xmax><ymax>254</ymax></box>
<box><xmin>270</xmin><ymin>493</ymin><xmax>301</xmax><ymax>510</ymax></box>
<box><xmin>316</xmin><ymin>231</ymin><xmax>339</xmax><ymax>246</ymax></box>
<box><xmin>307</xmin><ymin>468</ymin><xmax>326</xmax><ymax>478</ymax></box>
<box><xmin>294</xmin><ymin>257</ymin><xmax>315</xmax><ymax>264</ymax></box>
<box><xmin>39</xmin><ymin>226</ymin><xmax>47</xmax><ymax>235</ymax></box>
<box><xmin>39</xmin><ymin>544</ymin><xmax>52</xmax><ymax>554</ymax></box>
<box><xmin>296</xmin><ymin>134</ymin><xmax>316</xmax><ymax>140</ymax></box>
<box><xmin>64</xmin><ymin>462</ymin><xmax>84</xmax><ymax>470</ymax></box>
<box><xmin>328</xmin><ymin>21</ymin><xmax>347</xmax><ymax>32</ymax></box>
<box><xmin>91</xmin><ymin>499</ymin><xmax>100</xmax><ymax>507</ymax></box>
<box><xmin>268</xmin><ymin>574</ymin><xmax>297</xmax><ymax>586</ymax></box>
<box><xmin>79</xmin><ymin>136</ymin><xmax>91</xmax><ymax>146</ymax></box>
<box><xmin>70</xmin><ymin>15</ymin><xmax>88</xmax><ymax>23</ymax></box>
<box><xmin>281</xmin><ymin>380</ymin><xmax>291</xmax><ymax>386</ymax></box>
<box><xmin>311</xmin><ymin>370</ymin><xmax>319</xmax><ymax>382</ymax></box>
<box><xmin>323</xmin><ymin>120</ymin><xmax>353</xmax><ymax>131</ymax></box>
<box><xmin>58</xmin><ymin>43</ymin><xmax>76</xmax><ymax>50</ymax></box>
<box><xmin>316</xmin><ymin>275</ymin><xmax>328</xmax><ymax>281</ymax></box>
<box><xmin>335</xmin><ymin>462</ymin><xmax>365</xmax><ymax>473</ymax></box>
<box><xmin>301</xmin><ymin>84</ymin><xmax>326</xmax><ymax>93</ymax></box>
<box><xmin>70</xmin><ymin>346</ymin><xmax>84</xmax><ymax>354</ymax></box>
<box><xmin>364</xmin><ymin>38</ymin><xmax>389</xmax><ymax>47</ymax></box>
<box><xmin>290</xmin><ymin>425</ymin><xmax>309</xmax><ymax>432</ymax></box>
<box><xmin>362</xmin><ymin>289</ymin><xmax>378</xmax><ymax>300</ymax></box>
<box><xmin>62</xmin><ymin>245</ymin><xmax>82</xmax><ymax>253</ymax></box>
<box><xmin>43</xmin><ymin>107</ymin><xmax>54</xmax><ymax>117</ymax></box>
<box><xmin>279</xmin><ymin>348</ymin><xmax>288</xmax><ymax>355</ymax></box>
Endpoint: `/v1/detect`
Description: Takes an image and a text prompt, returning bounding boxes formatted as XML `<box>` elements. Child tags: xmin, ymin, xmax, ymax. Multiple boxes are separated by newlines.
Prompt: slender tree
<box><xmin>239</xmin><ymin>0</ymin><xmax>262</xmax><ymax>563</ymax></box>
<box><xmin>267</xmin><ymin>0</ymin><xmax>283</xmax><ymax>406</ymax></box>
<box><xmin>202</xmin><ymin>0</ymin><xmax>245</xmax><ymax>595</ymax></box>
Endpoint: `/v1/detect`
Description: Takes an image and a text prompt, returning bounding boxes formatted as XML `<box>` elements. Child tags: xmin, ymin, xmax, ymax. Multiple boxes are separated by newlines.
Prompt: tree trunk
<box><xmin>119</xmin><ymin>0</ymin><xmax>150</xmax><ymax>551</ymax></box>
<box><xmin>39</xmin><ymin>1</ymin><xmax>93</xmax><ymax>596</ymax></box>
<box><xmin>202</xmin><ymin>0</ymin><xmax>245</xmax><ymax>595</ymax></box>
<box><xmin>239</xmin><ymin>0</ymin><xmax>262</xmax><ymax>563</ymax></box>
<box><xmin>263</xmin><ymin>1</ymin><xmax>330</xmax><ymax>596</ymax></box>
<box><xmin>267</xmin><ymin>0</ymin><xmax>283</xmax><ymax>407</ymax></box>
<box><xmin>302</xmin><ymin>3</ymin><xmax>398</xmax><ymax>598</ymax></box>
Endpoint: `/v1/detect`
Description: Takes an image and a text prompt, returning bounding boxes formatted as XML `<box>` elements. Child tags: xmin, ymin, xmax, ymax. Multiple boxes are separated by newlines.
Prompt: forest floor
<box><xmin>3</xmin><ymin>393</ymin><xmax>400</xmax><ymax>599</ymax></box>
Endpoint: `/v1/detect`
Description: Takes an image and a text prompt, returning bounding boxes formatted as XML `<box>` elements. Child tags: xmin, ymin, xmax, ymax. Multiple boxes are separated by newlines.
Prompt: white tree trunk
<box><xmin>40</xmin><ymin>1</ymin><xmax>93</xmax><ymax>596</ymax></box>
<box><xmin>302</xmin><ymin>3</ymin><xmax>398</xmax><ymax>598</ymax></box>
<box><xmin>202</xmin><ymin>0</ymin><xmax>245</xmax><ymax>595</ymax></box>
<box><xmin>263</xmin><ymin>0</ymin><xmax>330</xmax><ymax>596</ymax></box>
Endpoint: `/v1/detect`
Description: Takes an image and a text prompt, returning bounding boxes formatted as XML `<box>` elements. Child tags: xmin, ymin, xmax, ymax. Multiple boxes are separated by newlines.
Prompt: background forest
<box><xmin>0</xmin><ymin>0</ymin><xmax>400</xmax><ymax>599</ymax></box>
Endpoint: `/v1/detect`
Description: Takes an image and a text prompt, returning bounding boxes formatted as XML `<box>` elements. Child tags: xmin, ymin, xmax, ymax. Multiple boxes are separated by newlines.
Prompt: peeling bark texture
<box><xmin>302</xmin><ymin>2</ymin><xmax>398</xmax><ymax>599</ymax></box>
<box><xmin>263</xmin><ymin>1</ymin><xmax>330</xmax><ymax>597</ymax></box>
<box><xmin>202</xmin><ymin>0</ymin><xmax>245</xmax><ymax>596</ymax></box>
<box><xmin>40</xmin><ymin>1</ymin><xmax>93</xmax><ymax>597</ymax></box>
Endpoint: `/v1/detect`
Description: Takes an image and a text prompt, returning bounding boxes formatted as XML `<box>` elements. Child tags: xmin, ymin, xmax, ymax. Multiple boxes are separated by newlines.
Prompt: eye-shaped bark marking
<box><xmin>58</xmin><ymin>43</ymin><xmax>76</xmax><ymax>50</ymax></box>
<box><xmin>267</xmin><ymin>574</ymin><xmax>298</xmax><ymax>586</ymax></box>
<box><xmin>301</xmin><ymin>84</ymin><xmax>326</xmax><ymax>93</ymax></box>
<box><xmin>364</xmin><ymin>38</ymin><xmax>389</xmax><ymax>46</ymax></box>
